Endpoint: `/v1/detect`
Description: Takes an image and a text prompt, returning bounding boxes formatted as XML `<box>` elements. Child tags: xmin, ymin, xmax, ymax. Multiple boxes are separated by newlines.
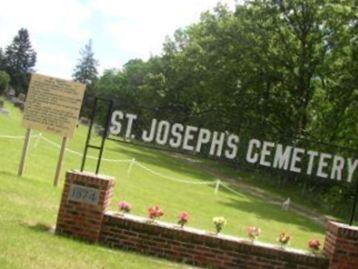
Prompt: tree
<box><xmin>0</xmin><ymin>48</ymin><xmax>6</xmax><ymax>70</ymax></box>
<box><xmin>0</xmin><ymin>70</ymin><xmax>10</xmax><ymax>94</ymax></box>
<box><xmin>72</xmin><ymin>39</ymin><xmax>99</xmax><ymax>86</ymax></box>
<box><xmin>5</xmin><ymin>28</ymin><xmax>36</xmax><ymax>92</ymax></box>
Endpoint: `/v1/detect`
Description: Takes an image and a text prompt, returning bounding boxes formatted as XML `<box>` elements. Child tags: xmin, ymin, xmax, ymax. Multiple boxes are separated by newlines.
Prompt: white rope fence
<box><xmin>220</xmin><ymin>182</ymin><xmax>243</xmax><ymax>197</ymax></box>
<box><xmin>0</xmin><ymin>133</ymin><xmax>240</xmax><ymax>195</ymax></box>
<box><xmin>133</xmin><ymin>161</ymin><xmax>216</xmax><ymax>185</ymax></box>
<box><xmin>39</xmin><ymin>135</ymin><xmax>132</xmax><ymax>163</ymax></box>
<box><xmin>0</xmin><ymin>134</ymin><xmax>41</xmax><ymax>140</ymax></box>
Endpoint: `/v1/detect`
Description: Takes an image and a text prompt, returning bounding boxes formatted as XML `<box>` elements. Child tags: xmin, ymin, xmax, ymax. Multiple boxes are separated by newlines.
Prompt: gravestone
<box><xmin>94</xmin><ymin>124</ymin><xmax>105</xmax><ymax>136</ymax></box>
<box><xmin>6</xmin><ymin>88</ymin><xmax>15</xmax><ymax>99</ymax></box>
<box><xmin>0</xmin><ymin>100</ymin><xmax>4</xmax><ymax>109</ymax></box>
<box><xmin>18</xmin><ymin>93</ymin><xmax>26</xmax><ymax>102</ymax></box>
<box><xmin>79</xmin><ymin>117</ymin><xmax>90</xmax><ymax>125</ymax></box>
<box><xmin>14</xmin><ymin>98</ymin><xmax>25</xmax><ymax>111</ymax></box>
<box><xmin>10</xmin><ymin>96</ymin><xmax>18</xmax><ymax>104</ymax></box>
<box><xmin>0</xmin><ymin>108</ymin><xmax>10</xmax><ymax>117</ymax></box>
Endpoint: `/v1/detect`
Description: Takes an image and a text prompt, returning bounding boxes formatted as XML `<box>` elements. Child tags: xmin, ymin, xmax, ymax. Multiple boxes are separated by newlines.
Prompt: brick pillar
<box><xmin>324</xmin><ymin>221</ymin><xmax>358</xmax><ymax>269</ymax></box>
<box><xmin>56</xmin><ymin>170</ymin><xmax>115</xmax><ymax>242</ymax></box>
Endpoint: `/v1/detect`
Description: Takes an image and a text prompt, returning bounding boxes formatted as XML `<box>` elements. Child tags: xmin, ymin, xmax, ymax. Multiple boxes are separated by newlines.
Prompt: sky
<box><xmin>0</xmin><ymin>0</ymin><xmax>237</xmax><ymax>80</ymax></box>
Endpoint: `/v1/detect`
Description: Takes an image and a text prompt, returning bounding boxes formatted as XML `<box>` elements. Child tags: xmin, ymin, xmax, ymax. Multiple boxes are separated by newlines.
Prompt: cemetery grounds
<box><xmin>0</xmin><ymin>99</ymin><xmax>326</xmax><ymax>269</ymax></box>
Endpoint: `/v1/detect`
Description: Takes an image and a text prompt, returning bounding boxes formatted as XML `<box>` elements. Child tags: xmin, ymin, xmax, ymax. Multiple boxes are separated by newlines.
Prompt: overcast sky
<box><xmin>0</xmin><ymin>0</ymin><xmax>237</xmax><ymax>79</ymax></box>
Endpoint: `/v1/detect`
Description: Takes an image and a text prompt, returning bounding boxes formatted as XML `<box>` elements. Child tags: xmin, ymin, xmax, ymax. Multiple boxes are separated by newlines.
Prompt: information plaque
<box><xmin>68</xmin><ymin>184</ymin><xmax>100</xmax><ymax>205</ymax></box>
<box><xmin>23</xmin><ymin>74</ymin><xmax>85</xmax><ymax>138</ymax></box>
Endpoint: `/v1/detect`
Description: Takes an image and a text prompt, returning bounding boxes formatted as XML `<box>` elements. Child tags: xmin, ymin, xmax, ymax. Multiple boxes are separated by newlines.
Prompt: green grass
<box><xmin>0</xmin><ymin>99</ymin><xmax>325</xmax><ymax>268</ymax></box>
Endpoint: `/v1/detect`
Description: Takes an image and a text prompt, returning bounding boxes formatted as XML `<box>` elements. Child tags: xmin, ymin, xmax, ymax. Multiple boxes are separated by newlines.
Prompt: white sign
<box><xmin>109</xmin><ymin>110</ymin><xmax>357</xmax><ymax>183</ymax></box>
<box><xmin>68</xmin><ymin>184</ymin><xmax>100</xmax><ymax>205</ymax></box>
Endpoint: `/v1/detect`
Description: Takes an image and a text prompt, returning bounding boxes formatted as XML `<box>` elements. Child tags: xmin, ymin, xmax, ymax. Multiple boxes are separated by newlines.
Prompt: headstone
<box><xmin>10</xmin><ymin>96</ymin><xmax>18</xmax><ymax>103</ymax></box>
<box><xmin>94</xmin><ymin>124</ymin><xmax>105</xmax><ymax>136</ymax></box>
<box><xmin>7</xmin><ymin>88</ymin><xmax>16</xmax><ymax>98</ymax></box>
<box><xmin>0</xmin><ymin>100</ymin><xmax>4</xmax><ymax>109</ymax></box>
<box><xmin>79</xmin><ymin>117</ymin><xmax>90</xmax><ymax>125</ymax></box>
<box><xmin>14</xmin><ymin>100</ymin><xmax>25</xmax><ymax>111</ymax></box>
<box><xmin>0</xmin><ymin>108</ymin><xmax>10</xmax><ymax>117</ymax></box>
<box><xmin>18</xmin><ymin>93</ymin><xmax>26</xmax><ymax>102</ymax></box>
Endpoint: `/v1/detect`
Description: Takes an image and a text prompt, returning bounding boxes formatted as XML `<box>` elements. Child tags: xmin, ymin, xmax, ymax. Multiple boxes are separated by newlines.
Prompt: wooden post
<box><xmin>18</xmin><ymin>128</ymin><xmax>32</xmax><ymax>176</ymax></box>
<box><xmin>53</xmin><ymin>137</ymin><xmax>67</xmax><ymax>187</ymax></box>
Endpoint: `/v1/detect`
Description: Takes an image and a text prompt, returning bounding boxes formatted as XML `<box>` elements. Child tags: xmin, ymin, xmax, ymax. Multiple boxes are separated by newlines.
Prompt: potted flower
<box><xmin>277</xmin><ymin>232</ymin><xmax>291</xmax><ymax>248</ymax></box>
<box><xmin>118</xmin><ymin>201</ymin><xmax>132</xmax><ymax>215</ymax></box>
<box><xmin>247</xmin><ymin>226</ymin><xmax>261</xmax><ymax>243</ymax></box>
<box><xmin>148</xmin><ymin>205</ymin><xmax>164</xmax><ymax>222</ymax></box>
<box><xmin>308</xmin><ymin>239</ymin><xmax>321</xmax><ymax>254</ymax></box>
<box><xmin>177</xmin><ymin>212</ymin><xmax>189</xmax><ymax>228</ymax></box>
<box><xmin>213</xmin><ymin>217</ymin><xmax>227</xmax><ymax>234</ymax></box>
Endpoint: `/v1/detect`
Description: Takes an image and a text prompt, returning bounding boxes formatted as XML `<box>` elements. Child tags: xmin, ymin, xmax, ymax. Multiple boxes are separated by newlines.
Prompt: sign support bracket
<box><xmin>349</xmin><ymin>178</ymin><xmax>358</xmax><ymax>225</ymax></box>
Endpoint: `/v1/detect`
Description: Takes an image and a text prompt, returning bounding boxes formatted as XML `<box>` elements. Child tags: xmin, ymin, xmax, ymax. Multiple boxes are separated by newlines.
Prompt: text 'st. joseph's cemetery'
<box><xmin>110</xmin><ymin>111</ymin><xmax>357</xmax><ymax>182</ymax></box>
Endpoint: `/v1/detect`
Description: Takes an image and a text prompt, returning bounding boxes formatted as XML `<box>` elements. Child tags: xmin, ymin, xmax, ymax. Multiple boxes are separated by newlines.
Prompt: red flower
<box><xmin>308</xmin><ymin>239</ymin><xmax>321</xmax><ymax>251</ymax></box>
<box><xmin>178</xmin><ymin>212</ymin><xmax>189</xmax><ymax>227</ymax></box>
<box><xmin>148</xmin><ymin>205</ymin><xmax>164</xmax><ymax>219</ymax></box>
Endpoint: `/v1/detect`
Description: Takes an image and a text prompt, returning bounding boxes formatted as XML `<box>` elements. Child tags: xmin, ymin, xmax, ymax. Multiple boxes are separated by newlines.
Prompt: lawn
<box><xmin>0</xmin><ymin>99</ymin><xmax>325</xmax><ymax>268</ymax></box>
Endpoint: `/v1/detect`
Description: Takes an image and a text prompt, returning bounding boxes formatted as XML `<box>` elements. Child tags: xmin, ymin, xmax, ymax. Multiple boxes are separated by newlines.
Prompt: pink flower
<box><xmin>118</xmin><ymin>201</ymin><xmax>132</xmax><ymax>213</ymax></box>
<box><xmin>178</xmin><ymin>212</ymin><xmax>189</xmax><ymax>227</ymax></box>
<box><xmin>148</xmin><ymin>205</ymin><xmax>164</xmax><ymax>219</ymax></box>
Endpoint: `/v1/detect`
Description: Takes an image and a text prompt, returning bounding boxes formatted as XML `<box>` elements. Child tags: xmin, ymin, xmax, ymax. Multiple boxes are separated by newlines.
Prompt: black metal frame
<box><xmin>350</xmin><ymin>179</ymin><xmax>358</xmax><ymax>225</ymax></box>
<box><xmin>79</xmin><ymin>95</ymin><xmax>357</xmax><ymax>225</ymax></box>
<box><xmin>80</xmin><ymin>97</ymin><xmax>113</xmax><ymax>174</ymax></box>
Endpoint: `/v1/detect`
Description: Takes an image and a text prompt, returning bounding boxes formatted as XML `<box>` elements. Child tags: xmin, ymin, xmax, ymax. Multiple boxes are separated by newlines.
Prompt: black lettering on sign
<box><xmin>68</xmin><ymin>184</ymin><xmax>100</xmax><ymax>205</ymax></box>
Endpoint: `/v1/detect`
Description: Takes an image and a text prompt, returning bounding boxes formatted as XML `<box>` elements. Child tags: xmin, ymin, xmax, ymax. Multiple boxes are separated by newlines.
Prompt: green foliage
<box><xmin>0</xmin><ymin>70</ymin><xmax>10</xmax><ymax>94</ymax></box>
<box><xmin>72</xmin><ymin>39</ymin><xmax>99</xmax><ymax>86</ymax></box>
<box><xmin>90</xmin><ymin>0</ymin><xmax>357</xmax><ymax>215</ymax></box>
<box><xmin>73</xmin><ymin>39</ymin><xmax>100</xmax><ymax>119</ymax></box>
<box><xmin>0</xmin><ymin>48</ymin><xmax>6</xmax><ymax>70</ymax></box>
<box><xmin>93</xmin><ymin>0</ymin><xmax>356</xmax><ymax>148</ymax></box>
<box><xmin>4</xmin><ymin>28</ymin><xmax>36</xmax><ymax>93</ymax></box>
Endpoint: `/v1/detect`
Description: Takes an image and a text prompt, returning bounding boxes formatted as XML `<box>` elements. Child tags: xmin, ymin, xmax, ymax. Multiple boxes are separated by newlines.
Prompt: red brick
<box><xmin>55</xmin><ymin>171</ymin><xmax>115</xmax><ymax>242</ymax></box>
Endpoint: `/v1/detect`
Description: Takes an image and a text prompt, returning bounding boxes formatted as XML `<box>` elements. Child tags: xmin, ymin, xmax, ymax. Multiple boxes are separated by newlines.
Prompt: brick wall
<box><xmin>99</xmin><ymin>212</ymin><xmax>328</xmax><ymax>269</ymax></box>
<box><xmin>56</xmin><ymin>170</ymin><xmax>115</xmax><ymax>242</ymax></box>
<box><xmin>55</xmin><ymin>170</ymin><xmax>358</xmax><ymax>269</ymax></box>
<box><xmin>323</xmin><ymin>221</ymin><xmax>358</xmax><ymax>269</ymax></box>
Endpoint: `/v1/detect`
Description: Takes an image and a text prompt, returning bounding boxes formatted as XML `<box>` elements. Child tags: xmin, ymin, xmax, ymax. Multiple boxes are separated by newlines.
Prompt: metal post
<box><xmin>81</xmin><ymin>97</ymin><xmax>98</xmax><ymax>171</ymax></box>
<box><xmin>95</xmin><ymin>100</ymin><xmax>113</xmax><ymax>174</ymax></box>
<box><xmin>349</xmin><ymin>178</ymin><xmax>358</xmax><ymax>225</ymax></box>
